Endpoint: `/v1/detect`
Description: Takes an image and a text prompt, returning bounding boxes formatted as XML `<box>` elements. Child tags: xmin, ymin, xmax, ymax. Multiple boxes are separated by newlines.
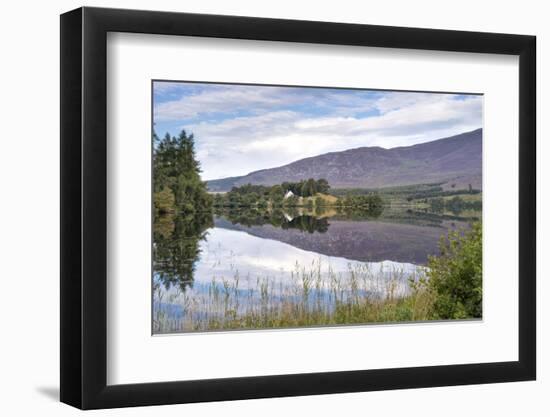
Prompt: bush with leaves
<box><xmin>427</xmin><ymin>222</ymin><xmax>482</xmax><ymax>319</ymax></box>
<box><xmin>153</xmin><ymin>187</ymin><xmax>176</xmax><ymax>215</ymax></box>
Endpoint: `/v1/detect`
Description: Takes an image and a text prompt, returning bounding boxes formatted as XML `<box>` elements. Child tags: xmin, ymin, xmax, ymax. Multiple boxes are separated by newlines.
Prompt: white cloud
<box><xmin>154</xmin><ymin>85</ymin><xmax>304</xmax><ymax>121</ymax></box>
<box><xmin>154</xmin><ymin>83</ymin><xmax>483</xmax><ymax>180</ymax></box>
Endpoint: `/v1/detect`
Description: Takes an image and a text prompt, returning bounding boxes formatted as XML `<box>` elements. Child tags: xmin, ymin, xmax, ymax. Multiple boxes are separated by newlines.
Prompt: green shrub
<box><xmin>154</xmin><ymin>187</ymin><xmax>176</xmax><ymax>215</ymax></box>
<box><xmin>427</xmin><ymin>222</ymin><xmax>482</xmax><ymax>319</ymax></box>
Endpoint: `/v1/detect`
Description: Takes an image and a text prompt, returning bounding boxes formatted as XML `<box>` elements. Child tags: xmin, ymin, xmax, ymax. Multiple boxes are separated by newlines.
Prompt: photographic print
<box><xmin>152</xmin><ymin>81</ymin><xmax>483</xmax><ymax>334</ymax></box>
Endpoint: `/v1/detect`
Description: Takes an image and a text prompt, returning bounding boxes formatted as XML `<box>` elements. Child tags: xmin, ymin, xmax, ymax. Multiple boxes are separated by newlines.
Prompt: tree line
<box><xmin>429</xmin><ymin>196</ymin><xmax>482</xmax><ymax>214</ymax></box>
<box><xmin>212</xmin><ymin>178</ymin><xmax>332</xmax><ymax>209</ymax></box>
<box><xmin>153</xmin><ymin>130</ymin><xmax>212</xmax><ymax>215</ymax></box>
<box><xmin>335</xmin><ymin>194</ymin><xmax>384</xmax><ymax>209</ymax></box>
<box><xmin>153</xmin><ymin>129</ymin><xmax>214</xmax><ymax>291</ymax></box>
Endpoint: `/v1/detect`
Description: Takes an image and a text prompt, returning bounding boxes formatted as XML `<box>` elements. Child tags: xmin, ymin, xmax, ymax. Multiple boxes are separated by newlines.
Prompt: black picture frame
<box><xmin>60</xmin><ymin>6</ymin><xmax>536</xmax><ymax>410</ymax></box>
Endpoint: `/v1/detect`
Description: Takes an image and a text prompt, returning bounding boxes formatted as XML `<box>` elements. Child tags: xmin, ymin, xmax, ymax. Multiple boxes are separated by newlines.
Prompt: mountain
<box><xmin>207</xmin><ymin>128</ymin><xmax>482</xmax><ymax>191</ymax></box>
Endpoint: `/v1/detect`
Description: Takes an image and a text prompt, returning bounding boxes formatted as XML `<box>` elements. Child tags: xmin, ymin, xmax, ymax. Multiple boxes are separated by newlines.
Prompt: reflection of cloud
<box><xmin>153</xmin><ymin>82</ymin><xmax>483</xmax><ymax>180</ymax></box>
<box><xmin>196</xmin><ymin>228</ymin><xmax>419</xmax><ymax>287</ymax></box>
<box><xmin>155</xmin><ymin>227</ymin><xmax>426</xmax><ymax>321</ymax></box>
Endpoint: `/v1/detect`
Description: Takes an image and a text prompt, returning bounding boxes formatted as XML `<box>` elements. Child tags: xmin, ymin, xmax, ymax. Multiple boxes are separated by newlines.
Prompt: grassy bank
<box><xmin>154</xmin><ymin>262</ymin><xmax>434</xmax><ymax>333</ymax></box>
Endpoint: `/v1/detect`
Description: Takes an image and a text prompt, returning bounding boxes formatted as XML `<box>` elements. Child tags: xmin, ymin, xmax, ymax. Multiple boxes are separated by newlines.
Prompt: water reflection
<box><xmin>215</xmin><ymin>213</ymin><xmax>472</xmax><ymax>265</ymax></box>
<box><xmin>217</xmin><ymin>208</ymin><xmax>332</xmax><ymax>233</ymax></box>
<box><xmin>153</xmin><ymin>211</ymin><xmax>213</xmax><ymax>291</ymax></box>
<box><xmin>153</xmin><ymin>207</ymin><xmax>479</xmax><ymax>332</ymax></box>
<box><xmin>154</xmin><ymin>227</ymin><xmax>422</xmax><ymax>330</ymax></box>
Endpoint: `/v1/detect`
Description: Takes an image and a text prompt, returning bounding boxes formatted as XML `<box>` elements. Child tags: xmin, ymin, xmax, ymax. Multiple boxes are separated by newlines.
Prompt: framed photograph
<box><xmin>60</xmin><ymin>6</ymin><xmax>536</xmax><ymax>409</ymax></box>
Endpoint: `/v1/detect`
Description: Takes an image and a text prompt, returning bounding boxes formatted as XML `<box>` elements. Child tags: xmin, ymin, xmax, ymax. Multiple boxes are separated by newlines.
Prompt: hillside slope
<box><xmin>207</xmin><ymin>128</ymin><xmax>482</xmax><ymax>191</ymax></box>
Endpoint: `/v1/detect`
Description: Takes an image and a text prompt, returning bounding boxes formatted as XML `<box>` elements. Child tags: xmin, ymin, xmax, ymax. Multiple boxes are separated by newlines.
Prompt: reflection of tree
<box><xmin>281</xmin><ymin>215</ymin><xmax>329</xmax><ymax>233</ymax></box>
<box><xmin>153</xmin><ymin>128</ymin><xmax>214</xmax><ymax>291</ymax></box>
<box><xmin>215</xmin><ymin>205</ymin><xmax>385</xmax><ymax>233</ymax></box>
<box><xmin>214</xmin><ymin>208</ymin><xmax>331</xmax><ymax>233</ymax></box>
<box><xmin>153</xmin><ymin>211</ymin><xmax>213</xmax><ymax>291</ymax></box>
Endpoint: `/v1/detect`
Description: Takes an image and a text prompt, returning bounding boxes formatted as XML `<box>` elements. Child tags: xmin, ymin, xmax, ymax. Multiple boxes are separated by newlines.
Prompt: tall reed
<box><xmin>153</xmin><ymin>260</ymin><xmax>434</xmax><ymax>333</ymax></box>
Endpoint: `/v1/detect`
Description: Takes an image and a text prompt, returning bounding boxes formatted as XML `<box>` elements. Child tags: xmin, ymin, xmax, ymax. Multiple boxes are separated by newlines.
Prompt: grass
<box><xmin>329</xmin><ymin>183</ymin><xmax>482</xmax><ymax>209</ymax></box>
<box><xmin>314</xmin><ymin>192</ymin><xmax>339</xmax><ymax>205</ymax></box>
<box><xmin>441</xmin><ymin>193</ymin><xmax>482</xmax><ymax>203</ymax></box>
<box><xmin>153</xmin><ymin>261</ymin><xmax>435</xmax><ymax>333</ymax></box>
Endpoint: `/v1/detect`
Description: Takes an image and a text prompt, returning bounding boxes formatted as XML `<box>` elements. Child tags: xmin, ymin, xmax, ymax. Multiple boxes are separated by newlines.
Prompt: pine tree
<box><xmin>153</xmin><ymin>129</ymin><xmax>212</xmax><ymax>214</ymax></box>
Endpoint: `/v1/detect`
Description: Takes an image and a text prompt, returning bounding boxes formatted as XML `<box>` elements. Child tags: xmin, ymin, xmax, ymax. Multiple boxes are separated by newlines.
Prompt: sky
<box><xmin>153</xmin><ymin>81</ymin><xmax>483</xmax><ymax>181</ymax></box>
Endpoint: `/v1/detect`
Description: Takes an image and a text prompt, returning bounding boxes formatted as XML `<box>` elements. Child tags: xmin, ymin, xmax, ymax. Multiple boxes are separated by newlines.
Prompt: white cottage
<box><xmin>283</xmin><ymin>190</ymin><xmax>295</xmax><ymax>199</ymax></box>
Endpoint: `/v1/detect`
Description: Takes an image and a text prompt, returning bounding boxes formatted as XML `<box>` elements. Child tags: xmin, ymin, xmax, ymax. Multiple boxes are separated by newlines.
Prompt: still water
<box><xmin>153</xmin><ymin>209</ymin><xmax>476</xmax><ymax>333</ymax></box>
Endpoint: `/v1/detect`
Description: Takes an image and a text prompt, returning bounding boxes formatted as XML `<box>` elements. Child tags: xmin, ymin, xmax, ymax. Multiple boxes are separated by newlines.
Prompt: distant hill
<box><xmin>207</xmin><ymin>128</ymin><xmax>482</xmax><ymax>192</ymax></box>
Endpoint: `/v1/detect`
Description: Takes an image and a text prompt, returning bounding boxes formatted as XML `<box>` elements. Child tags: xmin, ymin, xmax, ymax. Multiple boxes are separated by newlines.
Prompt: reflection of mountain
<box><xmin>207</xmin><ymin>129</ymin><xmax>482</xmax><ymax>191</ymax></box>
<box><xmin>215</xmin><ymin>217</ymin><xmax>468</xmax><ymax>265</ymax></box>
